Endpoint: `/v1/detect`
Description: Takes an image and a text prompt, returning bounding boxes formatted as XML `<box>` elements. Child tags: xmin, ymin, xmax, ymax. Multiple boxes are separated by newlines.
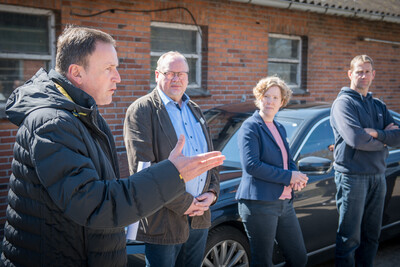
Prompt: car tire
<box><xmin>202</xmin><ymin>225</ymin><xmax>250</xmax><ymax>267</ymax></box>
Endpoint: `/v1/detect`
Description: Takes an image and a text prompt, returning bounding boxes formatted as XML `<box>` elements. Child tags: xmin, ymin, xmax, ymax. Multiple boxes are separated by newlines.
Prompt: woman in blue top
<box><xmin>236</xmin><ymin>76</ymin><xmax>309</xmax><ymax>267</ymax></box>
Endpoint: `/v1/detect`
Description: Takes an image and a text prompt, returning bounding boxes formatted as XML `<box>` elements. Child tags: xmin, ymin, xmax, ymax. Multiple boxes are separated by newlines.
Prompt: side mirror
<box><xmin>298</xmin><ymin>156</ymin><xmax>332</xmax><ymax>174</ymax></box>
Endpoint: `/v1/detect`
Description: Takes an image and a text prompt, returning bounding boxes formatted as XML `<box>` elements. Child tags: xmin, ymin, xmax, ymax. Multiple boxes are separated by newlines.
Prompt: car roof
<box><xmin>207</xmin><ymin>100</ymin><xmax>332</xmax><ymax>120</ymax></box>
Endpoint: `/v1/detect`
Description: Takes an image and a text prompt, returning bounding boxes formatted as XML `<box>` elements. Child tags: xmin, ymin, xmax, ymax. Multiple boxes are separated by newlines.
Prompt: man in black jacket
<box><xmin>330</xmin><ymin>55</ymin><xmax>400</xmax><ymax>267</ymax></box>
<box><xmin>1</xmin><ymin>26</ymin><xmax>224</xmax><ymax>267</ymax></box>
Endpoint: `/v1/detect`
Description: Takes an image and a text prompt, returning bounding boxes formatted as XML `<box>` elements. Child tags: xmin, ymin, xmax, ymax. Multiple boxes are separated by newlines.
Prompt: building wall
<box><xmin>0</xmin><ymin>0</ymin><xmax>399</xmax><ymax>236</ymax></box>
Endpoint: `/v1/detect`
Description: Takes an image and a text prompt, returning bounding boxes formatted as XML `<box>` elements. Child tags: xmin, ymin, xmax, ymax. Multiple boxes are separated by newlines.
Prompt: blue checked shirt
<box><xmin>157</xmin><ymin>88</ymin><xmax>208</xmax><ymax>197</ymax></box>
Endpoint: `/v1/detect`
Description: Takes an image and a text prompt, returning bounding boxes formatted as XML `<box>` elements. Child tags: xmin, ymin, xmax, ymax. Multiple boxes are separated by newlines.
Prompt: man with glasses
<box><xmin>124</xmin><ymin>51</ymin><xmax>219</xmax><ymax>267</ymax></box>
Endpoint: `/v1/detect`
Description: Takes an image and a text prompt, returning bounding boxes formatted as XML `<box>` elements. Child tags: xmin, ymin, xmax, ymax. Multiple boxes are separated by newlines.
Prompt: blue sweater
<box><xmin>330</xmin><ymin>87</ymin><xmax>400</xmax><ymax>175</ymax></box>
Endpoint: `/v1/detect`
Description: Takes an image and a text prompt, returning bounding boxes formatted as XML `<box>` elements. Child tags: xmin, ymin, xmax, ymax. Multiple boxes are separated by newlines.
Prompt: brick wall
<box><xmin>0</xmin><ymin>0</ymin><xmax>399</xmax><ymax>237</ymax></box>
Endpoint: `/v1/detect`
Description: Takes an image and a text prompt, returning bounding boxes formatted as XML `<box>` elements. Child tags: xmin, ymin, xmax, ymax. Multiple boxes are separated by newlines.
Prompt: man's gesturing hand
<box><xmin>168</xmin><ymin>135</ymin><xmax>225</xmax><ymax>183</ymax></box>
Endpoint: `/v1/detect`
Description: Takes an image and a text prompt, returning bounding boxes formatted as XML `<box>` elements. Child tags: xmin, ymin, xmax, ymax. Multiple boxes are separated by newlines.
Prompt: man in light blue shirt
<box><xmin>157</xmin><ymin>87</ymin><xmax>208</xmax><ymax>197</ymax></box>
<box><xmin>124</xmin><ymin>51</ymin><xmax>220</xmax><ymax>267</ymax></box>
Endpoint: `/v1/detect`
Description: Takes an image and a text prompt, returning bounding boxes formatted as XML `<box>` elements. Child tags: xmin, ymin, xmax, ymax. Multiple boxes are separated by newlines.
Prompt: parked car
<box><xmin>127</xmin><ymin>101</ymin><xmax>400</xmax><ymax>267</ymax></box>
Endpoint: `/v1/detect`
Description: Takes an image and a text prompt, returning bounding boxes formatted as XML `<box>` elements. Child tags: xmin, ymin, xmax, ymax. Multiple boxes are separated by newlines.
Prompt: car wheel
<box><xmin>202</xmin><ymin>225</ymin><xmax>250</xmax><ymax>267</ymax></box>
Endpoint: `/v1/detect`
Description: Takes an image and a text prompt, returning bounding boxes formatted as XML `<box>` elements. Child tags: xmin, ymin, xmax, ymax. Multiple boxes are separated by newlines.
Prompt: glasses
<box><xmin>158</xmin><ymin>70</ymin><xmax>188</xmax><ymax>80</ymax></box>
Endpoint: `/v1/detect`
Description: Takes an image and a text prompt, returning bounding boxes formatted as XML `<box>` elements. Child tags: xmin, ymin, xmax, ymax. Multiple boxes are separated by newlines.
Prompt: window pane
<box><xmin>151</xmin><ymin>27</ymin><xmax>197</xmax><ymax>54</ymax></box>
<box><xmin>220</xmin><ymin>130</ymin><xmax>241</xmax><ymax>169</ymax></box>
<box><xmin>0</xmin><ymin>60</ymin><xmax>19</xmax><ymax>102</ymax></box>
<box><xmin>0</xmin><ymin>59</ymin><xmax>48</xmax><ymax>102</ymax></box>
<box><xmin>297</xmin><ymin>119</ymin><xmax>335</xmax><ymax>162</ymax></box>
<box><xmin>150</xmin><ymin>56</ymin><xmax>158</xmax><ymax>83</ymax></box>
<box><xmin>186</xmin><ymin>58</ymin><xmax>197</xmax><ymax>86</ymax></box>
<box><xmin>268</xmin><ymin>37</ymin><xmax>299</xmax><ymax>60</ymax></box>
<box><xmin>388</xmin><ymin>116</ymin><xmax>400</xmax><ymax>152</ymax></box>
<box><xmin>0</xmin><ymin>11</ymin><xmax>49</xmax><ymax>54</ymax></box>
<box><xmin>274</xmin><ymin>117</ymin><xmax>302</xmax><ymax>142</ymax></box>
<box><xmin>268</xmin><ymin>62</ymin><xmax>298</xmax><ymax>86</ymax></box>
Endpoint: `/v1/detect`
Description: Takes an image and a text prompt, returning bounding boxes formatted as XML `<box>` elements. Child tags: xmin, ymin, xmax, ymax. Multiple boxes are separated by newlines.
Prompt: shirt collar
<box><xmin>156</xmin><ymin>87</ymin><xmax>190</xmax><ymax>107</ymax></box>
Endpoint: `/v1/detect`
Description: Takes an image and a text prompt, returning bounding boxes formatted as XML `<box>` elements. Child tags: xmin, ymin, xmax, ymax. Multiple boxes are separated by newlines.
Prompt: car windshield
<box><xmin>274</xmin><ymin>116</ymin><xmax>301</xmax><ymax>142</ymax></box>
<box><xmin>205</xmin><ymin>108</ymin><xmax>303</xmax><ymax>170</ymax></box>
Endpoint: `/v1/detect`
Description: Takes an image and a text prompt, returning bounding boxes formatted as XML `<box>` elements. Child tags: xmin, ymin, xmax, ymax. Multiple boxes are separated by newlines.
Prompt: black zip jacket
<box><xmin>1</xmin><ymin>68</ymin><xmax>185</xmax><ymax>266</ymax></box>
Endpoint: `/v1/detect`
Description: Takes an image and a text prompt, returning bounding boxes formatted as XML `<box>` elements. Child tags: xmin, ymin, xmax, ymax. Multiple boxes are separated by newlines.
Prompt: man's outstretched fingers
<box><xmin>181</xmin><ymin>154</ymin><xmax>225</xmax><ymax>183</ymax></box>
<box><xmin>198</xmin><ymin>151</ymin><xmax>224</xmax><ymax>163</ymax></box>
<box><xmin>196</xmin><ymin>155</ymin><xmax>225</xmax><ymax>175</ymax></box>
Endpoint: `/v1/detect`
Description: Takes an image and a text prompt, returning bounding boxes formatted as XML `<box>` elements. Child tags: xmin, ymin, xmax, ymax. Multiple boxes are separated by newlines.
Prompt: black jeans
<box><xmin>335</xmin><ymin>172</ymin><xmax>386</xmax><ymax>267</ymax></box>
<box><xmin>238</xmin><ymin>199</ymin><xmax>307</xmax><ymax>267</ymax></box>
<box><xmin>144</xmin><ymin>221</ymin><xmax>208</xmax><ymax>267</ymax></box>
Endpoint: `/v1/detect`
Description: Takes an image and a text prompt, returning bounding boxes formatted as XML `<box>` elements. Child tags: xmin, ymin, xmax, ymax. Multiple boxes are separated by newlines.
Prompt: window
<box><xmin>275</xmin><ymin>117</ymin><xmax>303</xmax><ymax>143</ymax></box>
<box><xmin>150</xmin><ymin>22</ymin><xmax>204</xmax><ymax>95</ymax></box>
<box><xmin>389</xmin><ymin>115</ymin><xmax>400</xmax><ymax>152</ymax></box>
<box><xmin>296</xmin><ymin>117</ymin><xmax>335</xmax><ymax>163</ymax></box>
<box><xmin>268</xmin><ymin>34</ymin><xmax>307</xmax><ymax>94</ymax></box>
<box><xmin>0</xmin><ymin>5</ymin><xmax>55</xmax><ymax>113</ymax></box>
<box><xmin>220</xmin><ymin>130</ymin><xmax>241</xmax><ymax>169</ymax></box>
<box><xmin>205</xmin><ymin>108</ymin><xmax>249</xmax><ymax>169</ymax></box>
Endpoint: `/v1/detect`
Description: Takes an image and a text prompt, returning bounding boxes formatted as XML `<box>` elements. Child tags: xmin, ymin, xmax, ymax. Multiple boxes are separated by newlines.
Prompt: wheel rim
<box><xmin>202</xmin><ymin>239</ymin><xmax>249</xmax><ymax>267</ymax></box>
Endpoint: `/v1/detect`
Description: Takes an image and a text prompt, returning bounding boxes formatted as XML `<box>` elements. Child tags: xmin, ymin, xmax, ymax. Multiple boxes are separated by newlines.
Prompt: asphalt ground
<box><xmin>0</xmin><ymin>236</ymin><xmax>397</xmax><ymax>266</ymax></box>
<box><xmin>315</xmin><ymin>237</ymin><xmax>400</xmax><ymax>267</ymax></box>
<box><xmin>126</xmin><ymin>237</ymin><xmax>400</xmax><ymax>266</ymax></box>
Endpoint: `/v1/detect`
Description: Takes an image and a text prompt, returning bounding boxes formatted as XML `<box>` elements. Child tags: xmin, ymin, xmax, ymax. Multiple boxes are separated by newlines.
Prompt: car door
<box><xmin>291</xmin><ymin>117</ymin><xmax>338</xmax><ymax>255</ymax></box>
<box><xmin>381</xmin><ymin>114</ymin><xmax>400</xmax><ymax>235</ymax></box>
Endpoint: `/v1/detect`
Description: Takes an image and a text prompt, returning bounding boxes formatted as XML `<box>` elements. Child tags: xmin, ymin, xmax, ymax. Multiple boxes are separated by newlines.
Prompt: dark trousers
<box><xmin>238</xmin><ymin>199</ymin><xmax>307</xmax><ymax>267</ymax></box>
<box><xmin>144</xmin><ymin>222</ymin><xmax>208</xmax><ymax>267</ymax></box>
<box><xmin>335</xmin><ymin>172</ymin><xmax>386</xmax><ymax>267</ymax></box>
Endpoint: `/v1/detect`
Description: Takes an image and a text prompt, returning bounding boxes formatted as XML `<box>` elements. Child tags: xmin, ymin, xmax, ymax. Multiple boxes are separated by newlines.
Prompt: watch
<box><xmin>208</xmin><ymin>190</ymin><xmax>217</xmax><ymax>205</ymax></box>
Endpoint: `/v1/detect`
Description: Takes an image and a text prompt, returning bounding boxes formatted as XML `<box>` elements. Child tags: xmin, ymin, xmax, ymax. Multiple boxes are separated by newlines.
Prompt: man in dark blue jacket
<box><xmin>330</xmin><ymin>55</ymin><xmax>400</xmax><ymax>267</ymax></box>
<box><xmin>1</xmin><ymin>25</ymin><xmax>224</xmax><ymax>267</ymax></box>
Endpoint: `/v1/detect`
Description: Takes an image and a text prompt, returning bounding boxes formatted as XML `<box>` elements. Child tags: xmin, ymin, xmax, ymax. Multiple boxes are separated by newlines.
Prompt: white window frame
<box><xmin>268</xmin><ymin>33</ymin><xmax>302</xmax><ymax>89</ymax></box>
<box><xmin>150</xmin><ymin>21</ymin><xmax>202</xmax><ymax>89</ymax></box>
<box><xmin>0</xmin><ymin>4</ymin><xmax>56</xmax><ymax>67</ymax></box>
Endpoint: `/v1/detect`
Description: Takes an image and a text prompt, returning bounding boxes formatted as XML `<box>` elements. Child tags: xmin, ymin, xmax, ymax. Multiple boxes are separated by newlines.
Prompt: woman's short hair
<box><xmin>253</xmin><ymin>76</ymin><xmax>292</xmax><ymax>108</ymax></box>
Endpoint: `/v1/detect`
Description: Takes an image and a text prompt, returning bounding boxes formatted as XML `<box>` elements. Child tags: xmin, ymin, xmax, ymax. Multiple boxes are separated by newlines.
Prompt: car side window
<box><xmin>221</xmin><ymin>130</ymin><xmax>241</xmax><ymax>169</ymax></box>
<box><xmin>297</xmin><ymin>117</ymin><xmax>334</xmax><ymax>162</ymax></box>
<box><xmin>388</xmin><ymin>116</ymin><xmax>400</xmax><ymax>152</ymax></box>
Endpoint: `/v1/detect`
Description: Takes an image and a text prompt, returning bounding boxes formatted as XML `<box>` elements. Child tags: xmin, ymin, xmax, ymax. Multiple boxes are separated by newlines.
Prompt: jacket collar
<box><xmin>150</xmin><ymin>89</ymin><xmax>212</xmax><ymax>152</ymax></box>
<box><xmin>156</xmin><ymin>87</ymin><xmax>190</xmax><ymax>108</ymax></box>
<box><xmin>49</xmin><ymin>69</ymin><xmax>96</xmax><ymax>116</ymax></box>
<box><xmin>150</xmin><ymin>89</ymin><xmax>179</xmax><ymax>149</ymax></box>
<box><xmin>253</xmin><ymin>110</ymin><xmax>286</xmax><ymax>148</ymax></box>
